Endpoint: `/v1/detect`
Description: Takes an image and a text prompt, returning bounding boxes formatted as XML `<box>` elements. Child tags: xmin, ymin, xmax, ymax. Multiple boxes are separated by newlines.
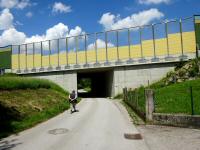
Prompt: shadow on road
<box><xmin>0</xmin><ymin>139</ymin><xmax>22</xmax><ymax>150</ymax></box>
<box><xmin>0</xmin><ymin>102</ymin><xmax>22</xmax><ymax>139</ymax></box>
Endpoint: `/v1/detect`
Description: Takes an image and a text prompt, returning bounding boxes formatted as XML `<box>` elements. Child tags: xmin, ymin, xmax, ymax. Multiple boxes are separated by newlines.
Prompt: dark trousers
<box><xmin>70</xmin><ymin>102</ymin><xmax>76</xmax><ymax>111</ymax></box>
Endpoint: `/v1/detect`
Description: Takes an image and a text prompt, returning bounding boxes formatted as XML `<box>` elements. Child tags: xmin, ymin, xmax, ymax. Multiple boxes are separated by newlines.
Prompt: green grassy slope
<box><xmin>153</xmin><ymin>79</ymin><xmax>200</xmax><ymax>115</ymax></box>
<box><xmin>0</xmin><ymin>76</ymin><xmax>69</xmax><ymax>138</ymax></box>
<box><xmin>124</xmin><ymin>59</ymin><xmax>200</xmax><ymax>115</ymax></box>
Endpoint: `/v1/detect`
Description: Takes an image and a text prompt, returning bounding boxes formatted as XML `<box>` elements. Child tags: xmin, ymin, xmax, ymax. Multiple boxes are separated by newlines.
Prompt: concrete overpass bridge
<box><xmin>1</xmin><ymin>15</ymin><xmax>200</xmax><ymax>96</ymax></box>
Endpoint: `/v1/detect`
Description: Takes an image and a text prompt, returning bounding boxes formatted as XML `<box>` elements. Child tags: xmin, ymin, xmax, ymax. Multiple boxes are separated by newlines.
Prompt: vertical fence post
<box><xmin>123</xmin><ymin>87</ymin><xmax>127</xmax><ymax>101</ymax></box>
<box><xmin>65</xmin><ymin>37</ymin><xmax>69</xmax><ymax>69</ymax></box>
<box><xmin>10</xmin><ymin>45</ymin><xmax>13</xmax><ymax>71</ymax></box>
<box><xmin>40</xmin><ymin>41</ymin><xmax>43</xmax><ymax>70</ymax></box>
<box><xmin>95</xmin><ymin>33</ymin><xmax>98</xmax><ymax>64</ymax></box>
<box><xmin>127</xmin><ymin>28</ymin><xmax>133</xmax><ymax>64</ymax></box>
<box><xmin>145</xmin><ymin>89</ymin><xmax>154</xmax><ymax>121</ymax></box>
<box><xmin>193</xmin><ymin>15</ymin><xmax>199</xmax><ymax>58</ymax></box>
<box><xmin>179</xmin><ymin>19</ymin><xmax>184</xmax><ymax>59</ymax></box>
<box><xmin>76</xmin><ymin>36</ymin><xmax>78</xmax><ymax>65</ymax></box>
<box><xmin>48</xmin><ymin>40</ymin><xmax>51</xmax><ymax>68</ymax></box>
<box><xmin>190</xmin><ymin>86</ymin><xmax>194</xmax><ymax>115</ymax></box>
<box><xmin>17</xmin><ymin>45</ymin><xmax>20</xmax><ymax>72</ymax></box>
<box><xmin>84</xmin><ymin>34</ymin><xmax>89</xmax><ymax>67</ymax></box>
<box><xmin>128</xmin><ymin>29</ymin><xmax>131</xmax><ymax>59</ymax></box>
<box><xmin>57</xmin><ymin>39</ymin><xmax>60</xmax><ymax>69</ymax></box>
<box><xmin>116</xmin><ymin>30</ymin><xmax>120</xmax><ymax>63</ymax></box>
<box><xmin>32</xmin><ymin>43</ymin><xmax>35</xmax><ymax>70</ymax></box>
<box><xmin>25</xmin><ymin>44</ymin><xmax>28</xmax><ymax>71</ymax></box>
<box><xmin>139</xmin><ymin>27</ymin><xmax>145</xmax><ymax>63</ymax></box>
<box><xmin>74</xmin><ymin>36</ymin><xmax>80</xmax><ymax>68</ymax></box>
<box><xmin>165</xmin><ymin>21</ymin><xmax>170</xmax><ymax>60</ymax></box>
<box><xmin>152</xmin><ymin>24</ymin><xmax>159</xmax><ymax>62</ymax></box>
<box><xmin>140</xmin><ymin>27</ymin><xmax>143</xmax><ymax>59</ymax></box>
<box><xmin>179</xmin><ymin>19</ymin><xmax>186</xmax><ymax>60</ymax></box>
<box><xmin>135</xmin><ymin>91</ymin><xmax>138</xmax><ymax>107</ymax></box>
<box><xmin>104</xmin><ymin>31</ymin><xmax>110</xmax><ymax>66</ymax></box>
<box><xmin>85</xmin><ymin>34</ymin><xmax>88</xmax><ymax>65</ymax></box>
<box><xmin>94</xmin><ymin>33</ymin><xmax>100</xmax><ymax>67</ymax></box>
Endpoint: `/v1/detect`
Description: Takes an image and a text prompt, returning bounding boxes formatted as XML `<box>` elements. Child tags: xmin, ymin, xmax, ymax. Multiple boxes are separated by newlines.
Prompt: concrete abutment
<box><xmin>25</xmin><ymin>62</ymin><xmax>177</xmax><ymax>97</ymax></box>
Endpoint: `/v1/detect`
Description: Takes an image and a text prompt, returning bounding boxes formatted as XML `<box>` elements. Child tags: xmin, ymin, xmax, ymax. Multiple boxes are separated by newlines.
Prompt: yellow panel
<box><xmin>20</xmin><ymin>54</ymin><xmax>26</xmax><ymax>69</ymax></box>
<box><xmin>130</xmin><ymin>45</ymin><xmax>141</xmax><ymax>58</ymax></box>
<box><xmin>60</xmin><ymin>52</ymin><xmax>67</xmax><ymax>65</ymax></box>
<box><xmin>12</xmin><ymin>54</ymin><xmax>19</xmax><ymax>69</ymax></box>
<box><xmin>42</xmin><ymin>55</ymin><xmax>49</xmax><ymax>67</ymax></box>
<box><xmin>195</xmin><ymin>20</ymin><xmax>200</xmax><ymax>24</ymax></box>
<box><xmin>107</xmin><ymin>47</ymin><xmax>117</xmax><ymax>61</ymax></box>
<box><xmin>77</xmin><ymin>51</ymin><xmax>86</xmax><ymax>64</ymax></box>
<box><xmin>27</xmin><ymin>54</ymin><xmax>33</xmax><ymax>69</ymax></box>
<box><xmin>50</xmin><ymin>54</ymin><xmax>58</xmax><ymax>66</ymax></box>
<box><xmin>155</xmin><ymin>38</ymin><xmax>168</xmax><ymax>56</ymax></box>
<box><xmin>87</xmin><ymin>50</ymin><xmax>96</xmax><ymax>63</ymax></box>
<box><xmin>182</xmin><ymin>31</ymin><xmax>196</xmax><ymax>53</ymax></box>
<box><xmin>142</xmin><ymin>40</ymin><xmax>154</xmax><ymax>57</ymax></box>
<box><xmin>12</xmin><ymin>31</ymin><xmax>197</xmax><ymax>68</ymax></box>
<box><xmin>97</xmin><ymin>48</ymin><xmax>106</xmax><ymax>62</ymax></box>
<box><xmin>119</xmin><ymin>46</ymin><xmax>129</xmax><ymax>60</ymax></box>
<box><xmin>168</xmin><ymin>33</ymin><xmax>182</xmax><ymax>55</ymax></box>
<box><xmin>68</xmin><ymin>51</ymin><xmax>76</xmax><ymax>64</ymax></box>
<box><xmin>34</xmin><ymin>54</ymin><xmax>41</xmax><ymax>68</ymax></box>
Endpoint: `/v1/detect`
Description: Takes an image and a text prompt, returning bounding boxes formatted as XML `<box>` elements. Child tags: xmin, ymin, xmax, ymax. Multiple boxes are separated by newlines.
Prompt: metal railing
<box><xmin>10</xmin><ymin>16</ymin><xmax>197</xmax><ymax>72</ymax></box>
<box><xmin>123</xmin><ymin>87</ymin><xmax>146</xmax><ymax>119</ymax></box>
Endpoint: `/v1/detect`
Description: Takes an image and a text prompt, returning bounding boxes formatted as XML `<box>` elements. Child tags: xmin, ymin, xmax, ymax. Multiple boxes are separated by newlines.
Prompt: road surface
<box><xmin>0</xmin><ymin>98</ymin><xmax>149</xmax><ymax>150</ymax></box>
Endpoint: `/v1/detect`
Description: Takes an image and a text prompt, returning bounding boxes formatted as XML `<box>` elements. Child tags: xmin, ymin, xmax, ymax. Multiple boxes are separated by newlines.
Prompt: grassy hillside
<box><xmin>0</xmin><ymin>76</ymin><xmax>69</xmax><ymax>138</ymax></box>
<box><xmin>124</xmin><ymin>58</ymin><xmax>200</xmax><ymax>115</ymax></box>
<box><xmin>153</xmin><ymin>79</ymin><xmax>200</xmax><ymax>115</ymax></box>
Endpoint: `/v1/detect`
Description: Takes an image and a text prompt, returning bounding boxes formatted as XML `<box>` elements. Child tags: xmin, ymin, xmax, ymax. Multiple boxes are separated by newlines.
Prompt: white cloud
<box><xmin>16</xmin><ymin>0</ymin><xmax>31</xmax><ymax>9</ymax></box>
<box><xmin>0</xmin><ymin>22</ymin><xmax>84</xmax><ymax>47</ymax></box>
<box><xmin>26</xmin><ymin>11</ymin><xmax>33</xmax><ymax>18</ymax></box>
<box><xmin>45</xmin><ymin>23</ymin><xmax>69</xmax><ymax>40</ymax></box>
<box><xmin>87</xmin><ymin>39</ymin><xmax>114</xmax><ymax>50</ymax></box>
<box><xmin>99</xmin><ymin>8</ymin><xmax>164</xmax><ymax>30</ymax></box>
<box><xmin>0</xmin><ymin>0</ymin><xmax>31</xmax><ymax>9</ymax></box>
<box><xmin>0</xmin><ymin>5</ymin><xmax>83</xmax><ymax>47</ymax></box>
<box><xmin>138</xmin><ymin>0</ymin><xmax>170</xmax><ymax>5</ymax></box>
<box><xmin>25</xmin><ymin>34</ymin><xmax>45</xmax><ymax>43</ymax></box>
<box><xmin>99</xmin><ymin>13</ymin><xmax>115</xmax><ymax>30</ymax></box>
<box><xmin>0</xmin><ymin>28</ymin><xmax>26</xmax><ymax>46</ymax></box>
<box><xmin>0</xmin><ymin>9</ymin><xmax>14</xmax><ymax>30</ymax></box>
<box><xmin>52</xmin><ymin>2</ymin><xmax>71</xmax><ymax>14</ymax></box>
<box><xmin>138</xmin><ymin>0</ymin><xmax>171</xmax><ymax>5</ymax></box>
<box><xmin>26</xmin><ymin>23</ymin><xmax>84</xmax><ymax>44</ymax></box>
<box><xmin>68</xmin><ymin>26</ymin><xmax>83</xmax><ymax>36</ymax></box>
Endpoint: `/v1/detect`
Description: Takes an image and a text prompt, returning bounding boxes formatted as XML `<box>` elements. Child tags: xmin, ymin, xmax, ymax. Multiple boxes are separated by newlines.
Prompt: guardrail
<box><xmin>9</xmin><ymin>16</ymin><xmax>198</xmax><ymax>73</ymax></box>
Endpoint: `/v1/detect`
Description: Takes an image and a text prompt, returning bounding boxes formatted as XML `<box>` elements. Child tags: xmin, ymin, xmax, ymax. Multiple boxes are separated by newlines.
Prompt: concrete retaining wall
<box><xmin>24</xmin><ymin>71</ymin><xmax>77</xmax><ymax>93</ymax></box>
<box><xmin>113</xmin><ymin>63</ymin><xmax>176</xmax><ymax>96</ymax></box>
<box><xmin>153</xmin><ymin>113</ymin><xmax>200</xmax><ymax>128</ymax></box>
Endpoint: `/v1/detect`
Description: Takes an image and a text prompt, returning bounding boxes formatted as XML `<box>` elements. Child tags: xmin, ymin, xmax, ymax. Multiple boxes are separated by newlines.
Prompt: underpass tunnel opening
<box><xmin>77</xmin><ymin>69</ymin><xmax>113</xmax><ymax>98</ymax></box>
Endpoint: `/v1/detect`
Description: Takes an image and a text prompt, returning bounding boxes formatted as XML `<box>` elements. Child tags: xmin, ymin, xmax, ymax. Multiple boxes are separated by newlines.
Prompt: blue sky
<box><xmin>0</xmin><ymin>0</ymin><xmax>199</xmax><ymax>47</ymax></box>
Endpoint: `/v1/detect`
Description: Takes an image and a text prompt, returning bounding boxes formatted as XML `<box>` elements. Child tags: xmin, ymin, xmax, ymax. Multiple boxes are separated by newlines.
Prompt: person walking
<box><xmin>69</xmin><ymin>90</ymin><xmax>78</xmax><ymax>113</ymax></box>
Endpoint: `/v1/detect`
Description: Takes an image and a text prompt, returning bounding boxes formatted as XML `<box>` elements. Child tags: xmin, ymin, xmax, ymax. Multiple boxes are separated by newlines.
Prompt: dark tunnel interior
<box><xmin>77</xmin><ymin>70</ymin><xmax>113</xmax><ymax>98</ymax></box>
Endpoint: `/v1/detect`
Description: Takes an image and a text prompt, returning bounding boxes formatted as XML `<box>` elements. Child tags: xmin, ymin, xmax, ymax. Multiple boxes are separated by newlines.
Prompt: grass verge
<box><xmin>0</xmin><ymin>76</ymin><xmax>70</xmax><ymax>138</ymax></box>
<box><xmin>0</xmin><ymin>89</ymin><xmax>69</xmax><ymax>138</ymax></box>
<box><xmin>153</xmin><ymin>79</ymin><xmax>200</xmax><ymax>115</ymax></box>
<box><xmin>121</xmin><ymin>100</ymin><xmax>145</xmax><ymax>125</ymax></box>
<box><xmin>0</xmin><ymin>77</ymin><xmax>68</xmax><ymax>94</ymax></box>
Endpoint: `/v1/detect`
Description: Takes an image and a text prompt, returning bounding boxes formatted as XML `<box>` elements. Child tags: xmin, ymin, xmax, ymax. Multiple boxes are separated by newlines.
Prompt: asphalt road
<box><xmin>0</xmin><ymin>98</ymin><xmax>149</xmax><ymax>150</ymax></box>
